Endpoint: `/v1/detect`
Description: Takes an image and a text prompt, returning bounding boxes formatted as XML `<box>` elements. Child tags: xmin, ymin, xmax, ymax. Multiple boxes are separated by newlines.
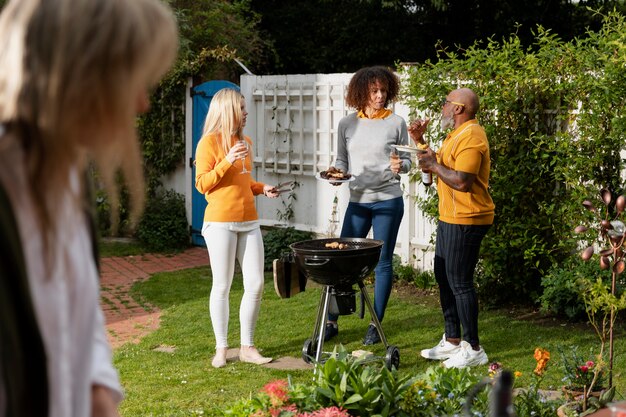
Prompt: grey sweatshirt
<box><xmin>335</xmin><ymin>112</ymin><xmax>411</xmax><ymax>203</ymax></box>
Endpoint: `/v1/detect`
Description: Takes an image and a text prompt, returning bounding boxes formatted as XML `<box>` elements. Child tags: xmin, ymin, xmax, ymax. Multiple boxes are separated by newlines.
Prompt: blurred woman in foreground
<box><xmin>0</xmin><ymin>0</ymin><xmax>178</xmax><ymax>415</ymax></box>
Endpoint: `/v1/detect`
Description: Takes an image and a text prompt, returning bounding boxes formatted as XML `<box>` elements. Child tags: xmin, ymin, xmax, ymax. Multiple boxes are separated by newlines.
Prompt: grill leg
<box><xmin>358</xmin><ymin>281</ymin><xmax>389</xmax><ymax>348</ymax></box>
<box><xmin>311</xmin><ymin>285</ymin><xmax>328</xmax><ymax>342</ymax></box>
<box><xmin>312</xmin><ymin>286</ymin><xmax>332</xmax><ymax>366</ymax></box>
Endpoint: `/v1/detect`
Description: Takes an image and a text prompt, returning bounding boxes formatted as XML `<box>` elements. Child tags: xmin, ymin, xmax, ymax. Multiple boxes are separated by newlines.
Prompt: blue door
<box><xmin>191</xmin><ymin>80</ymin><xmax>240</xmax><ymax>246</ymax></box>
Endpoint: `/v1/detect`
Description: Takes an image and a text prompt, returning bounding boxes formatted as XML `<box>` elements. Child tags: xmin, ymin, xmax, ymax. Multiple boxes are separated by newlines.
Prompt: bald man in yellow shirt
<box><xmin>409</xmin><ymin>87</ymin><xmax>494</xmax><ymax>368</ymax></box>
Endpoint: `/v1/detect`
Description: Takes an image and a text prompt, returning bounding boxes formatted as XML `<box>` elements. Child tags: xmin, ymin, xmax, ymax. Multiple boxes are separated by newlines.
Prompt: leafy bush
<box><xmin>262</xmin><ymin>226</ymin><xmax>314</xmax><ymax>271</ymax></box>
<box><xmin>219</xmin><ymin>348</ymin><xmax>504</xmax><ymax>416</ymax></box>
<box><xmin>220</xmin><ymin>346</ymin><xmax>416</xmax><ymax>416</ymax></box>
<box><xmin>311</xmin><ymin>349</ymin><xmax>414</xmax><ymax>416</ymax></box>
<box><xmin>136</xmin><ymin>190</ymin><xmax>189</xmax><ymax>252</ymax></box>
<box><xmin>401</xmin><ymin>12</ymin><xmax>626</xmax><ymax>306</ymax></box>
<box><xmin>539</xmin><ymin>255</ymin><xmax>610</xmax><ymax>321</ymax></box>
<box><xmin>95</xmin><ymin>183</ymin><xmax>132</xmax><ymax>237</ymax></box>
<box><xmin>392</xmin><ymin>255</ymin><xmax>436</xmax><ymax>290</ymax></box>
<box><xmin>401</xmin><ymin>365</ymin><xmax>488</xmax><ymax>417</ymax></box>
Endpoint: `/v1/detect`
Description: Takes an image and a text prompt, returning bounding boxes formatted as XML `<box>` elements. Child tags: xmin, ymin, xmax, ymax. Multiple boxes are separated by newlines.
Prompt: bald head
<box><xmin>449</xmin><ymin>88</ymin><xmax>479</xmax><ymax>119</ymax></box>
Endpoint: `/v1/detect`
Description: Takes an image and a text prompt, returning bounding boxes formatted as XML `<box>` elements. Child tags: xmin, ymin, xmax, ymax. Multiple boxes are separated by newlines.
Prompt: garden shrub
<box><xmin>94</xmin><ymin>181</ymin><xmax>132</xmax><ymax>237</ymax></box>
<box><xmin>262</xmin><ymin>226</ymin><xmax>314</xmax><ymax>271</ymax></box>
<box><xmin>392</xmin><ymin>255</ymin><xmax>436</xmax><ymax>289</ymax></box>
<box><xmin>401</xmin><ymin>366</ymin><xmax>488</xmax><ymax>417</ymax></box>
<box><xmin>219</xmin><ymin>347</ymin><xmax>497</xmax><ymax>417</ymax></box>
<box><xmin>136</xmin><ymin>189</ymin><xmax>189</xmax><ymax>252</ymax></box>
<box><xmin>540</xmin><ymin>255</ymin><xmax>610</xmax><ymax>321</ymax></box>
<box><xmin>311</xmin><ymin>348</ymin><xmax>414</xmax><ymax>416</ymax></box>
<box><xmin>401</xmin><ymin>12</ymin><xmax>626</xmax><ymax>306</ymax></box>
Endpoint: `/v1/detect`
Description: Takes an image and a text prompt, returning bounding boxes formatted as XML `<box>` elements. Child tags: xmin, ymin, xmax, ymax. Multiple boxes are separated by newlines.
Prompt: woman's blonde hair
<box><xmin>202</xmin><ymin>88</ymin><xmax>245</xmax><ymax>153</ymax></box>
<box><xmin>0</xmin><ymin>0</ymin><xmax>178</xmax><ymax>236</ymax></box>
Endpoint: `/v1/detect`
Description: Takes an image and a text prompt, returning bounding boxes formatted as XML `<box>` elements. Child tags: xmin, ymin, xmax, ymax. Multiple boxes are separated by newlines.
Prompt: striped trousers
<box><xmin>434</xmin><ymin>221</ymin><xmax>490</xmax><ymax>348</ymax></box>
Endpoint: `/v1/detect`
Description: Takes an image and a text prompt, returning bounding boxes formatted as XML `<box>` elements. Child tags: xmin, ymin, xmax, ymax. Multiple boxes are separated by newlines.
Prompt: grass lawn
<box><xmin>112</xmin><ymin>263</ymin><xmax>626</xmax><ymax>416</ymax></box>
<box><xmin>99</xmin><ymin>239</ymin><xmax>148</xmax><ymax>258</ymax></box>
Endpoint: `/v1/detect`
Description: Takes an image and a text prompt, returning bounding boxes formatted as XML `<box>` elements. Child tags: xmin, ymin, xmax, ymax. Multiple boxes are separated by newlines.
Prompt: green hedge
<box><xmin>262</xmin><ymin>226</ymin><xmax>315</xmax><ymax>271</ymax></box>
<box><xmin>401</xmin><ymin>11</ymin><xmax>626</xmax><ymax>306</ymax></box>
<box><xmin>137</xmin><ymin>190</ymin><xmax>190</xmax><ymax>252</ymax></box>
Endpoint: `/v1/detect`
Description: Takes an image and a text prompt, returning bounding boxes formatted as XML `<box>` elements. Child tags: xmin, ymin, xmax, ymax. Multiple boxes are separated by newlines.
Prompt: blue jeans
<box><xmin>328</xmin><ymin>196</ymin><xmax>404</xmax><ymax>322</ymax></box>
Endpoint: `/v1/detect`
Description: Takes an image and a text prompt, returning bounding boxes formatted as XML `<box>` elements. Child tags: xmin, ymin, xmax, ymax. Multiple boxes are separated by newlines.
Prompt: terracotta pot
<box><xmin>557</xmin><ymin>401</ymin><xmax>580</xmax><ymax>417</ymax></box>
<box><xmin>558</xmin><ymin>405</ymin><xmax>613</xmax><ymax>417</ymax></box>
<box><xmin>562</xmin><ymin>385</ymin><xmax>604</xmax><ymax>401</ymax></box>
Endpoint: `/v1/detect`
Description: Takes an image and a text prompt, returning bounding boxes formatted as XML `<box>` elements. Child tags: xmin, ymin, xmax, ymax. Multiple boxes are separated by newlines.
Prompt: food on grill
<box><xmin>320</xmin><ymin>167</ymin><xmax>352</xmax><ymax>180</ymax></box>
<box><xmin>325</xmin><ymin>241</ymin><xmax>348</xmax><ymax>249</ymax></box>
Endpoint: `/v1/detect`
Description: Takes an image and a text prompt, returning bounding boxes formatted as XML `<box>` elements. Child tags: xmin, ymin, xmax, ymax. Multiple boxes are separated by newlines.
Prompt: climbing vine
<box><xmin>138</xmin><ymin>46</ymin><xmax>240</xmax><ymax>194</ymax></box>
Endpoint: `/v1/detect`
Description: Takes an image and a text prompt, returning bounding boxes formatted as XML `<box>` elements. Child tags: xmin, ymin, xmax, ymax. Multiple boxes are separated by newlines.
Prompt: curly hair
<box><xmin>345</xmin><ymin>66</ymin><xmax>400</xmax><ymax>111</ymax></box>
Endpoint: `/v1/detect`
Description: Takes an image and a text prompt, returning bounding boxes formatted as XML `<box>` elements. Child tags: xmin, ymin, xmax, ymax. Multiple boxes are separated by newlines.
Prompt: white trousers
<box><xmin>201</xmin><ymin>222</ymin><xmax>265</xmax><ymax>348</ymax></box>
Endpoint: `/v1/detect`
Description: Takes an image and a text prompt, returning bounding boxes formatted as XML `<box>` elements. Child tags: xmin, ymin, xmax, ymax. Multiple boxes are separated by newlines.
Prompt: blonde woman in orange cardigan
<box><xmin>195</xmin><ymin>88</ymin><xmax>280</xmax><ymax>368</ymax></box>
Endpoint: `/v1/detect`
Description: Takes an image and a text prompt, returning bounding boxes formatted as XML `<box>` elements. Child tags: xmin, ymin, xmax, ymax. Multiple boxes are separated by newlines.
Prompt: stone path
<box><xmin>99</xmin><ymin>247</ymin><xmax>208</xmax><ymax>348</ymax></box>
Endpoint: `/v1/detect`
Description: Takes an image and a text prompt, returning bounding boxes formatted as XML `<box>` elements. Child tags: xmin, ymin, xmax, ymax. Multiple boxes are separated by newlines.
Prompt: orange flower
<box><xmin>534</xmin><ymin>347</ymin><xmax>550</xmax><ymax>362</ymax></box>
<box><xmin>533</xmin><ymin>348</ymin><xmax>550</xmax><ymax>376</ymax></box>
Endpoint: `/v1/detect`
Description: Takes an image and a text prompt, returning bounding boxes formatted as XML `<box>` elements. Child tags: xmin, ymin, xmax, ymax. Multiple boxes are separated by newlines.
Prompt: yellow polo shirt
<box><xmin>436</xmin><ymin>120</ymin><xmax>495</xmax><ymax>225</ymax></box>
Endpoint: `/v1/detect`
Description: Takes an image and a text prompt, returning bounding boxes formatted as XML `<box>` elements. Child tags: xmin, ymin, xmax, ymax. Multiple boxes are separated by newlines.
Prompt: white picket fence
<box><xmin>239</xmin><ymin>73</ymin><xmax>436</xmax><ymax>270</ymax></box>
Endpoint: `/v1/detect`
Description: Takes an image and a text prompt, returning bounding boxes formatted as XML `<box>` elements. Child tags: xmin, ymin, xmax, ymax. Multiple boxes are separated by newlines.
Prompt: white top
<box><xmin>0</xmin><ymin>135</ymin><xmax>123</xmax><ymax>417</ymax></box>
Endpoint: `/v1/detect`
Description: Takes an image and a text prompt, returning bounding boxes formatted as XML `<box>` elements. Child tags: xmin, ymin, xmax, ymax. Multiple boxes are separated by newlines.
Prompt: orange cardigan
<box><xmin>194</xmin><ymin>133</ymin><xmax>265</xmax><ymax>222</ymax></box>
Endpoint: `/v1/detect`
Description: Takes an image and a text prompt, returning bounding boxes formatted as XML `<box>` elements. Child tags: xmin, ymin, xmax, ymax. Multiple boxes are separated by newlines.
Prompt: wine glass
<box><xmin>389</xmin><ymin>149</ymin><xmax>400</xmax><ymax>183</ymax></box>
<box><xmin>237</xmin><ymin>140</ymin><xmax>249</xmax><ymax>174</ymax></box>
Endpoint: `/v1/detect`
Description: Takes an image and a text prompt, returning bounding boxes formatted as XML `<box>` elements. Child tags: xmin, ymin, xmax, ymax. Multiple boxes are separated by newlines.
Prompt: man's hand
<box><xmin>418</xmin><ymin>149</ymin><xmax>476</xmax><ymax>192</ymax></box>
<box><xmin>408</xmin><ymin>118</ymin><xmax>430</xmax><ymax>145</ymax></box>
<box><xmin>416</xmin><ymin>147</ymin><xmax>437</xmax><ymax>172</ymax></box>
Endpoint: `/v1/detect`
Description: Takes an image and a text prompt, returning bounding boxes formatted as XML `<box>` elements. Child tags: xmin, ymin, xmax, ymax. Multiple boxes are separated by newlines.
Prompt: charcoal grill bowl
<box><xmin>289</xmin><ymin>238</ymin><xmax>383</xmax><ymax>286</ymax></box>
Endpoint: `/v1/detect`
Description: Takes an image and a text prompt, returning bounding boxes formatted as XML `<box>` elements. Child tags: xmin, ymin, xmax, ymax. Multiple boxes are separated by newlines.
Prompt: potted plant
<box><xmin>558</xmin><ymin>346</ymin><xmax>606</xmax><ymax>401</ymax></box>
<box><xmin>566</xmin><ymin>188</ymin><xmax>626</xmax><ymax>415</ymax></box>
<box><xmin>576</xmin><ymin>188</ymin><xmax>626</xmax><ymax>388</ymax></box>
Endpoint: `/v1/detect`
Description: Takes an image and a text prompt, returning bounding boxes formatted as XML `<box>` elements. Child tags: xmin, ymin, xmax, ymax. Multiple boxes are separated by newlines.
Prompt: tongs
<box><xmin>271</xmin><ymin>180</ymin><xmax>295</xmax><ymax>195</ymax></box>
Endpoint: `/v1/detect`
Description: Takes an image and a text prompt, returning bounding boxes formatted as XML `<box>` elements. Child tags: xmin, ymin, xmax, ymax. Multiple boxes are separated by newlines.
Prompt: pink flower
<box><xmin>579</xmin><ymin>365</ymin><xmax>589</xmax><ymax>373</ymax></box>
<box><xmin>309</xmin><ymin>406</ymin><xmax>350</xmax><ymax>417</ymax></box>
<box><xmin>489</xmin><ymin>362</ymin><xmax>503</xmax><ymax>373</ymax></box>
<box><xmin>270</xmin><ymin>404</ymin><xmax>298</xmax><ymax>416</ymax></box>
<box><xmin>586</xmin><ymin>360</ymin><xmax>595</xmax><ymax>368</ymax></box>
<box><xmin>262</xmin><ymin>379</ymin><xmax>289</xmax><ymax>407</ymax></box>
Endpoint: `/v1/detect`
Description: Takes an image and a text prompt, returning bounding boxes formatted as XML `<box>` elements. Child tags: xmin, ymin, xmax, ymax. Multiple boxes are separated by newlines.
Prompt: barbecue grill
<box><xmin>290</xmin><ymin>238</ymin><xmax>400</xmax><ymax>370</ymax></box>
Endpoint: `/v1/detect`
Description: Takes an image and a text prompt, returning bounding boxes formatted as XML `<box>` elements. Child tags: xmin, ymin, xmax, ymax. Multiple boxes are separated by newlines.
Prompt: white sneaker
<box><xmin>442</xmin><ymin>341</ymin><xmax>488</xmax><ymax>368</ymax></box>
<box><xmin>420</xmin><ymin>334</ymin><xmax>462</xmax><ymax>360</ymax></box>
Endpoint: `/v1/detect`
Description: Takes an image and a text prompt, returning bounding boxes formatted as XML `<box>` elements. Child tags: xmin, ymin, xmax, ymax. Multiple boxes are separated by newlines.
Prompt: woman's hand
<box><xmin>226</xmin><ymin>141</ymin><xmax>248</xmax><ymax>164</ymax></box>
<box><xmin>408</xmin><ymin>118</ymin><xmax>430</xmax><ymax>145</ymax></box>
<box><xmin>91</xmin><ymin>385</ymin><xmax>120</xmax><ymax>417</ymax></box>
<box><xmin>263</xmin><ymin>184</ymin><xmax>279</xmax><ymax>198</ymax></box>
<box><xmin>390</xmin><ymin>152</ymin><xmax>402</xmax><ymax>174</ymax></box>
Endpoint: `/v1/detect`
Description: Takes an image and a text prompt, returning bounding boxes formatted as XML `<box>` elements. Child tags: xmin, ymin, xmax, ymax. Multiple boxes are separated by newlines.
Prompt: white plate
<box><xmin>391</xmin><ymin>144</ymin><xmax>428</xmax><ymax>154</ymax></box>
<box><xmin>315</xmin><ymin>172</ymin><xmax>356</xmax><ymax>183</ymax></box>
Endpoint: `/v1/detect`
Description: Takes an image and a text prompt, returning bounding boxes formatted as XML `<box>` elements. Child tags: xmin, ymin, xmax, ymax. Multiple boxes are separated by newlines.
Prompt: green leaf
<box><xmin>344</xmin><ymin>393</ymin><xmax>363</xmax><ymax>405</ymax></box>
